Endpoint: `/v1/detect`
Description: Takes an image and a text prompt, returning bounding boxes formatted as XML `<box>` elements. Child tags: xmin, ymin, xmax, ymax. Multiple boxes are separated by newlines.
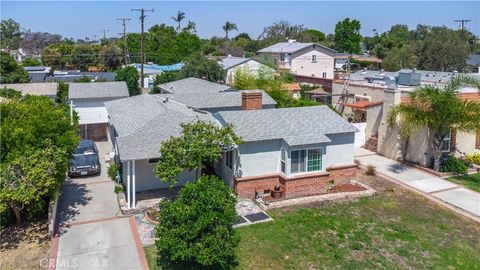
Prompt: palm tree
<box><xmin>171</xmin><ymin>11</ymin><xmax>186</xmax><ymax>32</ymax></box>
<box><xmin>387</xmin><ymin>75</ymin><xmax>480</xmax><ymax>171</ymax></box>
<box><xmin>222</xmin><ymin>21</ymin><xmax>238</xmax><ymax>39</ymax></box>
<box><xmin>184</xmin><ymin>21</ymin><xmax>196</xmax><ymax>33</ymax></box>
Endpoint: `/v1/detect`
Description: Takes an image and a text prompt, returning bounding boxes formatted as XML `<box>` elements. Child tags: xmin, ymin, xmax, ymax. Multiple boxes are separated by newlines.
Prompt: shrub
<box><xmin>464</xmin><ymin>153</ymin><xmax>480</xmax><ymax>166</ymax></box>
<box><xmin>108</xmin><ymin>163</ymin><xmax>119</xmax><ymax>181</ymax></box>
<box><xmin>366</xmin><ymin>165</ymin><xmax>377</xmax><ymax>176</ymax></box>
<box><xmin>155</xmin><ymin>175</ymin><xmax>238</xmax><ymax>269</ymax></box>
<box><xmin>440</xmin><ymin>156</ymin><xmax>468</xmax><ymax>175</ymax></box>
<box><xmin>114</xmin><ymin>184</ymin><xmax>124</xmax><ymax>194</ymax></box>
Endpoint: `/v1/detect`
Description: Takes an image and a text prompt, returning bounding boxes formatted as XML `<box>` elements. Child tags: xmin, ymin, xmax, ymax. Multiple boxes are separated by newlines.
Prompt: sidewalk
<box><xmin>355</xmin><ymin>148</ymin><xmax>480</xmax><ymax>222</ymax></box>
<box><xmin>50</xmin><ymin>142</ymin><xmax>148</xmax><ymax>270</ymax></box>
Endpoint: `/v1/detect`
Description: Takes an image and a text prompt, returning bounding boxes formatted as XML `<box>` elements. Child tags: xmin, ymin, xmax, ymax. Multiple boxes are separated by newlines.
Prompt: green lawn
<box><xmin>447</xmin><ymin>173</ymin><xmax>480</xmax><ymax>192</ymax></box>
<box><xmin>144</xmin><ymin>174</ymin><xmax>480</xmax><ymax>270</ymax></box>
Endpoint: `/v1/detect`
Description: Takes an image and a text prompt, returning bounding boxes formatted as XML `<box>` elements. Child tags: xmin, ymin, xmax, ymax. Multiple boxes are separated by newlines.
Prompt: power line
<box><xmin>131</xmin><ymin>8</ymin><xmax>154</xmax><ymax>87</ymax></box>
<box><xmin>454</xmin><ymin>19</ymin><xmax>471</xmax><ymax>31</ymax></box>
<box><xmin>117</xmin><ymin>18</ymin><xmax>131</xmax><ymax>66</ymax></box>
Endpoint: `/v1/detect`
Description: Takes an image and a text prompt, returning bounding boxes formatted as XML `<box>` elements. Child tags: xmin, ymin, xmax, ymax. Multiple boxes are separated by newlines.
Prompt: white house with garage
<box><xmin>257</xmin><ymin>40</ymin><xmax>337</xmax><ymax>79</ymax></box>
<box><xmin>105</xmin><ymin>77</ymin><xmax>358</xmax><ymax>209</ymax></box>
<box><xmin>218</xmin><ymin>55</ymin><xmax>274</xmax><ymax>85</ymax></box>
<box><xmin>69</xmin><ymin>81</ymin><xmax>129</xmax><ymax>141</ymax></box>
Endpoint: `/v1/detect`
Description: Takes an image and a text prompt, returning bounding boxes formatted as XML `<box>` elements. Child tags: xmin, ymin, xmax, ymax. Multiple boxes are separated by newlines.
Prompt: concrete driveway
<box><xmin>356</xmin><ymin>149</ymin><xmax>480</xmax><ymax>222</ymax></box>
<box><xmin>51</xmin><ymin>142</ymin><xmax>147</xmax><ymax>270</ymax></box>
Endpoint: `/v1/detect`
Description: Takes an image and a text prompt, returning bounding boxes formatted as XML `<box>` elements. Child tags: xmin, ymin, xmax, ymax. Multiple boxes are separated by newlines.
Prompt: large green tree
<box><xmin>388</xmin><ymin>76</ymin><xmax>480</xmax><ymax>171</ymax></box>
<box><xmin>180</xmin><ymin>54</ymin><xmax>225</xmax><ymax>82</ymax></box>
<box><xmin>0</xmin><ymin>19</ymin><xmax>23</xmax><ymax>50</ymax></box>
<box><xmin>72</xmin><ymin>44</ymin><xmax>95</xmax><ymax>71</ymax></box>
<box><xmin>155</xmin><ymin>175</ymin><xmax>239</xmax><ymax>269</ymax></box>
<box><xmin>0</xmin><ymin>95</ymin><xmax>79</xmax><ymax>224</ymax></box>
<box><xmin>100</xmin><ymin>43</ymin><xmax>122</xmax><ymax>71</ymax></box>
<box><xmin>0</xmin><ymin>51</ymin><xmax>29</xmax><ymax>83</ymax></box>
<box><xmin>334</xmin><ymin>18</ymin><xmax>362</xmax><ymax>54</ymax></box>
<box><xmin>156</xmin><ymin>120</ymin><xmax>242</xmax><ymax>184</ymax></box>
<box><xmin>115</xmin><ymin>66</ymin><xmax>140</xmax><ymax>96</ymax></box>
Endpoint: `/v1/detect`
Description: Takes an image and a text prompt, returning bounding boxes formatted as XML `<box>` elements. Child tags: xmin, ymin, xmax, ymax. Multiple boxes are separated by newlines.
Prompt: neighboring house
<box><xmin>0</xmin><ymin>82</ymin><xmax>58</xmax><ymax>100</ymax></box>
<box><xmin>23</xmin><ymin>66</ymin><xmax>52</xmax><ymax>83</ymax></box>
<box><xmin>105</xmin><ymin>88</ymin><xmax>358</xmax><ymax>208</ymax></box>
<box><xmin>364</xmin><ymin>87</ymin><xmax>480</xmax><ymax>167</ymax></box>
<box><xmin>334</xmin><ymin>54</ymin><xmax>382</xmax><ymax>71</ymax></box>
<box><xmin>214</xmin><ymin>104</ymin><xmax>358</xmax><ymax>199</ymax></box>
<box><xmin>158</xmin><ymin>90</ymin><xmax>276</xmax><ymax>113</ymax></box>
<box><xmin>47</xmin><ymin>71</ymin><xmax>117</xmax><ymax>83</ymax></box>
<box><xmin>218</xmin><ymin>55</ymin><xmax>273</xmax><ymax>85</ymax></box>
<box><xmin>280</xmin><ymin>83</ymin><xmax>302</xmax><ymax>99</ymax></box>
<box><xmin>257</xmin><ymin>39</ymin><xmax>337</xmax><ymax>79</ymax></box>
<box><xmin>158</xmin><ymin>77</ymin><xmax>231</xmax><ymax>94</ymax></box>
<box><xmin>69</xmin><ymin>82</ymin><xmax>129</xmax><ymax>141</ymax></box>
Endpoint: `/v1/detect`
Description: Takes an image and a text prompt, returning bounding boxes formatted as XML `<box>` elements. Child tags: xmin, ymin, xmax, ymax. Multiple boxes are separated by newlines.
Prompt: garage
<box><xmin>69</xmin><ymin>82</ymin><xmax>129</xmax><ymax>142</ymax></box>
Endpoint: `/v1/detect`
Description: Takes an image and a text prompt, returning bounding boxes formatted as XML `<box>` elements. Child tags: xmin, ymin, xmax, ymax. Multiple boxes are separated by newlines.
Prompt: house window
<box><xmin>226</xmin><ymin>150</ymin><xmax>233</xmax><ymax>169</ymax></box>
<box><xmin>280</xmin><ymin>149</ymin><xmax>286</xmax><ymax>173</ymax></box>
<box><xmin>322</xmin><ymin>72</ymin><xmax>327</xmax><ymax>78</ymax></box>
<box><xmin>291</xmin><ymin>149</ymin><xmax>323</xmax><ymax>173</ymax></box>
<box><xmin>441</xmin><ymin>130</ymin><xmax>451</xmax><ymax>153</ymax></box>
<box><xmin>280</xmin><ymin>54</ymin><xmax>285</xmax><ymax>62</ymax></box>
<box><xmin>311</xmin><ymin>55</ymin><xmax>317</xmax><ymax>63</ymax></box>
<box><xmin>149</xmin><ymin>158</ymin><xmax>160</xmax><ymax>164</ymax></box>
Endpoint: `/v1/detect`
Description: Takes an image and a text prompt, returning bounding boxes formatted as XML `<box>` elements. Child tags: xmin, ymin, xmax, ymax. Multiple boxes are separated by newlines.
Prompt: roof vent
<box><xmin>287</xmin><ymin>39</ymin><xmax>296</xmax><ymax>44</ymax></box>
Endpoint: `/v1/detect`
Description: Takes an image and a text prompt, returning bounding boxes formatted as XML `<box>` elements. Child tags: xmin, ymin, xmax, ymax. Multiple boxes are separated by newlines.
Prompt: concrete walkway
<box><xmin>355</xmin><ymin>148</ymin><xmax>480</xmax><ymax>222</ymax></box>
<box><xmin>50</xmin><ymin>142</ymin><xmax>147</xmax><ymax>270</ymax></box>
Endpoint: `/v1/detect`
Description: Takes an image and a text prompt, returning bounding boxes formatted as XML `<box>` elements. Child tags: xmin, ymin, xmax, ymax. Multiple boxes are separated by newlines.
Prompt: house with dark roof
<box><xmin>257</xmin><ymin>39</ymin><xmax>337</xmax><ymax>79</ymax></box>
<box><xmin>218</xmin><ymin>55</ymin><xmax>274</xmax><ymax>85</ymax></box>
<box><xmin>69</xmin><ymin>81</ymin><xmax>129</xmax><ymax>141</ymax></box>
<box><xmin>105</xmin><ymin>82</ymin><xmax>359</xmax><ymax>208</ymax></box>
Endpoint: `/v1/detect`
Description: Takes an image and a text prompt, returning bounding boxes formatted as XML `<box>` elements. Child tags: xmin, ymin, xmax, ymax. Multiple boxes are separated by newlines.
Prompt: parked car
<box><xmin>68</xmin><ymin>153</ymin><xmax>101</xmax><ymax>177</ymax></box>
<box><xmin>75</xmin><ymin>139</ymin><xmax>99</xmax><ymax>155</ymax></box>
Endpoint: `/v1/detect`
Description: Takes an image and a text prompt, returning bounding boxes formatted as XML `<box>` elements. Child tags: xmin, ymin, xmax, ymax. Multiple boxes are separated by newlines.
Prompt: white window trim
<box><xmin>441</xmin><ymin>131</ymin><xmax>451</xmax><ymax>153</ymax></box>
<box><xmin>290</xmin><ymin>147</ymin><xmax>325</xmax><ymax>175</ymax></box>
<box><xmin>280</xmin><ymin>148</ymin><xmax>286</xmax><ymax>174</ymax></box>
<box><xmin>311</xmin><ymin>54</ymin><xmax>317</xmax><ymax>63</ymax></box>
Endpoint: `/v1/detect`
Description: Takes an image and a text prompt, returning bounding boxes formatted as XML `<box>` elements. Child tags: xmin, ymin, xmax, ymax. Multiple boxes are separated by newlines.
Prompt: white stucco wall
<box><xmin>225</xmin><ymin>60</ymin><xmax>271</xmax><ymax>85</ymax></box>
<box><xmin>290</xmin><ymin>48</ymin><xmax>335</xmax><ymax>79</ymax></box>
<box><xmin>455</xmin><ymin>132</ymin><xmax>479</xmax><ymax>156</ymax></box>
<box><xmin>122</xmin><ymin>159</ymin><xmax>196</xmax><ymax>192</ymax></box>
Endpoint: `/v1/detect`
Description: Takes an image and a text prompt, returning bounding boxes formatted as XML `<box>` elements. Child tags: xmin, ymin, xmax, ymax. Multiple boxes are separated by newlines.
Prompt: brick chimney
<box><xmin>242</xmin><ymin>91</ymin><xmax>263</xmax><ymax>110</ymax></box>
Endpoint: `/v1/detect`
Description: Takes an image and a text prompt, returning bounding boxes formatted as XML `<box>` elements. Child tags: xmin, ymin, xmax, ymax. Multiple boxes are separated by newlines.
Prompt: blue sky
<box><xmin>1</xmin><ymin>1</ymin><xmax>479</xmax><ymax>40</ymax></box>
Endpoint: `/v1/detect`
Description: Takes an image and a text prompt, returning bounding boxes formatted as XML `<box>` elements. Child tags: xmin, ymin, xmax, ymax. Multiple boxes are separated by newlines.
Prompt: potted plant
<box><xmin>271</xmin><ymin>184</ymin><xmax>282</xmax><ymax>198</ymax></box>
<box><xmin>327</xmin><ymin>180</ymin><xmax>335</xmax><ymax>192</ymax></box>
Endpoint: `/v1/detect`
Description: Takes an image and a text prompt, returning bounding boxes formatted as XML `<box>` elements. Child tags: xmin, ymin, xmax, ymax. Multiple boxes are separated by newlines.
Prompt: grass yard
<box><xmin>144</xmin><ymin>172</ymin><xmax>480</xmax><ymax>270</ymax></box>
<box><xmin>447</xmin><ymin>173</ymin><xmax>480</xmax><ymax>193</ymax></box>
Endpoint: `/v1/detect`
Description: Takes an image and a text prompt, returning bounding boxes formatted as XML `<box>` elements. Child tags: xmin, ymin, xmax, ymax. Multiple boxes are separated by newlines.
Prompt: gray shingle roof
<box><xmin>69</xmin><ymin>81</ymin><xmax>129</xmax><ymax>99</ymax></box>
<box><xmin>257</xmin><ymin>42</ymin><xmax>337</xmax><ymax>55</ymax></box>
<box><xmin>105</xmin><ymin>94</ymin><xmax>216</xmax><ymax>161</ymax></box>
<box><xmin>158</xmin><ymin>77</ymin><xmax>231</xmax><ymax>94</ymax></box>
<box><xmin>218</xmin><ymin>56</ymin><xmax>252</xmax><ymax>70</ymax></box>
<box><xmin>215</xmin><ymin>106</ymin><xmax>357</xmax><ymax>146</ymax></box>
<box><xmin>0</xmin><ymin>83</ymin><xmax>58</xmax><ymax>97</ymax></box>
<box><xmin>157</xmin><ymin>90</ymin><xmax>276</xmax><ymax>110</ymax></box>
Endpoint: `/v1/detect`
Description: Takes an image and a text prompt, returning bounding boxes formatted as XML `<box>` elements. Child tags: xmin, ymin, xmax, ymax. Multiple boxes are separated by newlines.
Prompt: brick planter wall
<box><xmin>234</xmin><ymin>164</ymin><xmax>358</xmax><ymax>199</ymax></box>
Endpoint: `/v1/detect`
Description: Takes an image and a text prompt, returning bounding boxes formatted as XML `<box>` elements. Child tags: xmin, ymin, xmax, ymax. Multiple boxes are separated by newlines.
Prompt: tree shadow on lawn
<box><xmin>156</xmin><ymin>252</ymin><xmax>238</xmax><ymax>270</ymax></box>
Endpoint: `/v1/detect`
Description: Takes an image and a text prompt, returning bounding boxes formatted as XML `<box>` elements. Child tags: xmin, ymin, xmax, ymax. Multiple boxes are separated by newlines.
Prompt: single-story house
<box><xmin>218</xmin><ymin>55</ymin><xmax>273</xmax><ymax>85</ymax></box>
<box><xmin>106</xmin><ymin>90</ymin><xmax>359</xmax><ymax>208</ymax></box>
<box><xmin>373</xmin><ymin>89</ymin><xmax>480</xmax><ymax>167</ymax></box>
<box><xmin>158</xmin><ymin>77</ymin><xmax>231</xmax><ymax>94</ymax></box>
<box><xmin>0</xmin><ymin>82</ymin><xmax>58</xmax><ymax>100</ymax></box>
<box><xmin>214</xmin><ymin>105</ymin><xmax>358</xmax><ymax>199</ymax></box>
<box><xmin>69</xmin><ymin>81</ymin><xmax>129</xmax><ymax>141</ymax></box>
<box><xmin>158</xmin><ymin>90</ymin><xmax>276</xmax><ymax>113</ymax></box>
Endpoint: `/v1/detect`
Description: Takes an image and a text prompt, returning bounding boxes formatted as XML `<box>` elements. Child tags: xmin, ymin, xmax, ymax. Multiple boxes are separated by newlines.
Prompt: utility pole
<box><xmin>131</xmin><ymin>8</ymin><xmax>154</xmax><ymax>88</ymax></box>
<box><xmin>454</xmin><ymin>19</ymin><xmax>471</xmax><ymax>31</ymax></box>
<box><xmin>117</xmin><ymin>18</ymin><xmax>131</xmax><ymax>66</ymax></box>
<box><xmin>99</xmin><ymin>29</ymin><xmax>110</xmax><ymax>39</ymax></box>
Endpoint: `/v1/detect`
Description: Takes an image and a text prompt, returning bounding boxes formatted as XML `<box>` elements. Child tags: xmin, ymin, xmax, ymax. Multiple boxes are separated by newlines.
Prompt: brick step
<box><xmin>364</xmin><ymin>134</ymin><xmax>378</xmax><ymax>153</ymax></box>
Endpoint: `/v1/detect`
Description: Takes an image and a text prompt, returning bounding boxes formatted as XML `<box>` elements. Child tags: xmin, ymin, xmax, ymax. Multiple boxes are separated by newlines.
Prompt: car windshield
<box><xmin>75</xmin><ymin>140</ymin><xmax>96</xmax><ymax>155</ymax></box>
<box><xmin>71</xmin><ymin>154</ymin><xmax>98</xmax><ymax>167</ymax></box>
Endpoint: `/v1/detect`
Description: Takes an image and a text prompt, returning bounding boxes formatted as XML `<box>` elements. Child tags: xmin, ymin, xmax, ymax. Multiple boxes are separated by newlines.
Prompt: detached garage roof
<box><xmin>158</xmin><ymin>77</ymin><xmax>231</xmax><ymax>94</ymax></box>
<box><xmin>69</xmin><ymin>81</ymin><xmax>129</xmax><ymax>99</ymax></box>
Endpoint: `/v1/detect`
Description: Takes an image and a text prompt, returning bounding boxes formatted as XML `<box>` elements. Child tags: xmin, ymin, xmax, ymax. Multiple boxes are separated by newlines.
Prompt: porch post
<box><xmin>132</xmin><ymin>160</ymin><xmax>136</xmax><ymax>208</ymax></box>
<box><xmin>127</xmin><ymin>160</ymin><xmax>131</xmax><ymax>209</ymax></box>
